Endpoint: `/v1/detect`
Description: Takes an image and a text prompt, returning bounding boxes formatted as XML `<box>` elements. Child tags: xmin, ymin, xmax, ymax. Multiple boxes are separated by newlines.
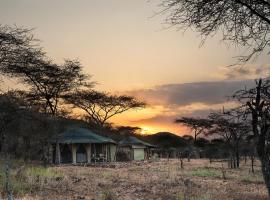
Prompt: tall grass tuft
<box><xmin>102</xmin><ymin>187</ymin><xmax>118</xmax><ymax>200</ymax></box>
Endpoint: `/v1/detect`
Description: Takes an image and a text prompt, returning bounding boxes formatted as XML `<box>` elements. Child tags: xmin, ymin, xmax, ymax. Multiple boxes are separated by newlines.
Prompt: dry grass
<box><xmin>0</xmin><ymin>160</ymin><xmax>64</xmax><ymax>198</ymax></box>
<box><xmin>0</xmin><ymin>159</ymin><xmax>268</xmax><ymax>200</ymax></box>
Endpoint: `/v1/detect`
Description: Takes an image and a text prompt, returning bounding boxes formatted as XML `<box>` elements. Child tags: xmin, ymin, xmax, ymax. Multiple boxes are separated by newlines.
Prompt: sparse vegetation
<box><xmin>0</xmin><ymin>160</ymin><xmax>64</xmax><ymax>197</ymax></box>
<box><xmin>1</xmin><ymin>159</ymin><xmax>266</xmax><ymax>199</ymax></box>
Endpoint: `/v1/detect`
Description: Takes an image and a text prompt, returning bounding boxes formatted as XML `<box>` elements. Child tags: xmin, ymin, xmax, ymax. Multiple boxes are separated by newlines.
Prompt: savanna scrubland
<box><xmin>0</xmin><ymin>159</ymin><xmax>267</xmax><ymax>200</ymax></box>
<box><xmin>0</xmin><ymin>0</ymin><xmax>270</xmax><ymax>199</ymax></box>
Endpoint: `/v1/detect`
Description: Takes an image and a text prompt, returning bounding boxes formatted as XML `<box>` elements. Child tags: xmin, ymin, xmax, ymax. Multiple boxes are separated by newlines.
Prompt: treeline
<box><xmin>140</xmin><ymin>132</ymin><xmax>255</xmax><ymax>169</ymax></box>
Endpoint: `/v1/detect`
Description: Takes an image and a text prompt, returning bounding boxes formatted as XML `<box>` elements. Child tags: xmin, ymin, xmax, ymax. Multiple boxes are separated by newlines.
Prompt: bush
<box><xmin>116</xmin><ymin>151</ymin><xmax>130</xmax><ymax>162</ymax></box>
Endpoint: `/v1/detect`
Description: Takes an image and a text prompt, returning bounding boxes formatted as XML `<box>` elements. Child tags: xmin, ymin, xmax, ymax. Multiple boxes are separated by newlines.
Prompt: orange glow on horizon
<box><xmin>139</xmin><ymin>126</ymin><xmax>160</xmax><ymax>135</ymax></box>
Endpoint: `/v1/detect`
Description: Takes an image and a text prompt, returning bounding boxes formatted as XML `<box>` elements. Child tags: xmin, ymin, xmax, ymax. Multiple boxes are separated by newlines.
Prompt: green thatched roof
<box><xmin>119</xmin><ymin>136</ymin><xmax>156</xmax><ymax>147</ymax></box>
<box><xmin>52</xmin><ymin>128</ymin><xmax>116</xmax><ymax>144</ymax></box>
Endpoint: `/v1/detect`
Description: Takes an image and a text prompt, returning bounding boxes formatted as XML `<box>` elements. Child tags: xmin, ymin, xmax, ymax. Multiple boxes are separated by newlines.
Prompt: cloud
<box><xmin>127</xmin><ymin>80</ymin><xmax>254</xmax><ymax>107</ymax></box>
<box><xmin>123</xmin><ymin>80</ymin><xmax>255</xmax><ymax>134</ymax></box>
<box><xmin>222</xmin><ymin>65</ymin><xmax>270</xmax><ymax>80</ymax></box>
<box><xmin>131</xmin><ymin>101</ymin><xmax>237</xmax><ymax>125</ymax></box>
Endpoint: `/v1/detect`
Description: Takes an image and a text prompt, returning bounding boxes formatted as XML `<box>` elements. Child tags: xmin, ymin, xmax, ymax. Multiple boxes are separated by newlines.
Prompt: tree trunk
<box><xmin>229</xmin><ymin>154</ymin><xmax>232</xmax><ymax>168</ymax></box>
<box><xmin>235</xmin><ymin>144</ymin><xmax>240</xmax><ymax>168</ymax></box>
<box><xmin>180</xmin><ymin>159</ymin><xmax>184</xmax><ymax>169</ymax></box>
<box><xmin>0</xmin><ymin>140</ymin><xmax>2</xmax><ymax>153</ymax></box>
<box><xmin>41</xmin><ymin>140</ymin><xmax>49</xmax><ymax>167</ymax></box>
<box><xmin>251</xmin><ymin>155</ymin><xmax>255</xmax><ymax>174</ymax></box>
<box><xmin>233</xmin><ymin>156</ymin><xmax>237</xmax><ymax>169</ymax></box>
<box><xmin>259</xmin><ymin>155</ymin><xmax>270</xmax><ymax>196</ymax></box>
<box><xmin>257</xmin><ymin>131</ymin><xmax>270</xmax><ymax>196</ymax></box>
<box><xmin>23</xmin><ymin>137</ymin><xmax>30</xmax><ymax>162</ymax></box>
<box><xmin>229</xmin><ymin>151</ymin><xmax>235</xmax><ymax>169</ymax></box>
<box><xmin>5</xmin><ymin>157</ymin><xmax>13</xmax><ymax>200</ymax></box>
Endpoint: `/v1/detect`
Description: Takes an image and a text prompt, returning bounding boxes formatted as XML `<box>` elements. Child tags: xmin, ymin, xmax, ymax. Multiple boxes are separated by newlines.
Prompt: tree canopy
<box><xmin>175</xmin><ymin>117</ymin><xmax>212</xmax><ymax>141</ymax></box>
<box><xmin>65</xmin><ymin>90</ymin><xmax>146</xmax><ymax>127</ymax></box>
<box><xmin>162</xmin><ymin>0</ymin><xmax>270</xmax><ymax>63</ymax></box>
<box><xmin>0</xmin><ymin>26</ymin><xmax>94</xmax><ymax>115</ymax></box>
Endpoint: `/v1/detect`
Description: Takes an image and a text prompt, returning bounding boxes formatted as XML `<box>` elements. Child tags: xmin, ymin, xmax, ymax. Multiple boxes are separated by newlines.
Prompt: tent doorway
<box><xmin>60</xmin><ymin>144</ymin><xmax>72</xmax><ymax>163</ymax></box>
<box><xmin>76</xmin><ymin>144</ymin><xmax>87</xmax><ymax>163</ymax></box>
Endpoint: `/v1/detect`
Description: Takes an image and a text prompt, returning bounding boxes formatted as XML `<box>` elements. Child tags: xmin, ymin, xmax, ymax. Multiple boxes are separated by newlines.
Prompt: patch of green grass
<box><xmin>25</xmin><ymin>166</ymin><xmax>62</xmax><ymax>179</ymax></box>
<box><xmin>188</xmin><ymin>167</ymin><xmax>221</xmax><ymax>178</ymax></box>
<box><xmin>178</xmin><ymin>192</ymin><xmax>212</xmax><ymax>200</ymax></box>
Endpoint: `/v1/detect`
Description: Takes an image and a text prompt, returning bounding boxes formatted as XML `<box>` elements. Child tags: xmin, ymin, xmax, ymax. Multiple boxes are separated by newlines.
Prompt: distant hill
<box><xmin>141</xmin><ymin>132</ymin><xmax>187</xmax><ymax>148</ymax></box>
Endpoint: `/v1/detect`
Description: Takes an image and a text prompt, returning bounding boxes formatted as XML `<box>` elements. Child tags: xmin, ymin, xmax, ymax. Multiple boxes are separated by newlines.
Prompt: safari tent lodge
<box><xmin>51</xmin><ymin>128</ymin><xmax>117</xmax><ymax>164</ymax></box>
<box><xmin>118</xmin><ymin>136</ymin><xmax>156</xmax><ymax>161</ymax></box>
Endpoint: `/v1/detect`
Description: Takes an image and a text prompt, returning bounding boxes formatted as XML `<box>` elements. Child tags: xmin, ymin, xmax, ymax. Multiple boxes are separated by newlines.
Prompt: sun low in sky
<box><xmin>0</xmin><ymin>0</ymin><xmax>269</xmax><ymax>135</ymax></box>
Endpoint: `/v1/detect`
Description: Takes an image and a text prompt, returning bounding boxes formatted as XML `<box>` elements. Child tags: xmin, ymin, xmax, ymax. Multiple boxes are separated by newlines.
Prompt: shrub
<box><xmin>102</xmin><ymin>187</ymin><xmax>118</xmax><ymax>200</ymax></box>
<box><xmin>116</xmin><ymin>151</ymin><xmax>130</xmax><ymax>162</ymax></box>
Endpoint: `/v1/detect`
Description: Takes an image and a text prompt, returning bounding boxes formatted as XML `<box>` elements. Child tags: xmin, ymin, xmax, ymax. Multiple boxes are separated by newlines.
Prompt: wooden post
<box><xmin>72</xmin><ymin>144</ymin><xmax>77</xmax><ymax>164</ymax></box>
<box><xmin>94</xmin><ymin>144</ymin><xmax>96</xmax><ymax>164</ymax></box>
<box><xmin>86</xmin><ymin>144</ymin><xmax>91</xmax><ymax>164</ymax></box>
<box><xmin>90</xmin><ymin>143</ymin><xmax>92</xmax><ymax>163</ymax></box>
<box><xmin>102</xmin><ymin>144</ymin><xmax>104</xmax><ymax>163</ymax></box>
<box><xmin>105</xmin><ymin>144</ymin><xmax>108</xmax><ymax>162</ymax></box>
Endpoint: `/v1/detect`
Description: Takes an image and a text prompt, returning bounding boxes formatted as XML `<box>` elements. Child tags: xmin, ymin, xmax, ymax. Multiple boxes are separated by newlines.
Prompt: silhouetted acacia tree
<box><xmin>175</xmin><ymin>117</ymin><xmax>212</xmax><ymax>141</ymax></box>
<box><xmin>116</xmin><ymin>126</ymin><xmax>142</xmax><ymax>136</ymax></box>
<box><xmin>1</xmin><ymin>58</ymin><xmax>92</xmax><ymax>115</ymax></box>
<box><xmin>162</xmin><ymin>0</ymin><xmax>270</xmax><ymax>63</ymax></box>
<box><xmin>0</xmin><ymin>25</ymin><xmax>35</xmax><ymax>61</ymax></box>
<box><xmin>0</xmin><ymin>25</ymin><xmax>93</xmax><ymax>116</ymax></box>
<box><xmin>65</xmin><ymin>90</ymin><xmax>145</xmax><ymax>127</ymax></box>
<box><xmin>233</xmin><ymin>78</ymin><xmax>270</xmax><ymax>195</ymax></box>
<box><xmin>207</xmin><ymin>111</ymin><xmax>251</xmax><ymax>168</ymax></box>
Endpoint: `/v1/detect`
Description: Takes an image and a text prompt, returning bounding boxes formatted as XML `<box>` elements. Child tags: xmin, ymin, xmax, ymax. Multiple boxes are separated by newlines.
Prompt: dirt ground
<box><xmin>20</xmin><ymin>159</ymin><xmax>268</xmax><ymax>200</ymax></box>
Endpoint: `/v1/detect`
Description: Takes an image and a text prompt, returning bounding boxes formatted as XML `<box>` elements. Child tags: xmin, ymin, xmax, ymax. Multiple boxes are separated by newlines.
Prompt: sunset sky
<box><xmin>1</xmin><ymin>0</ymin><xmax>269</xmax><ymax>135</ymax></box>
